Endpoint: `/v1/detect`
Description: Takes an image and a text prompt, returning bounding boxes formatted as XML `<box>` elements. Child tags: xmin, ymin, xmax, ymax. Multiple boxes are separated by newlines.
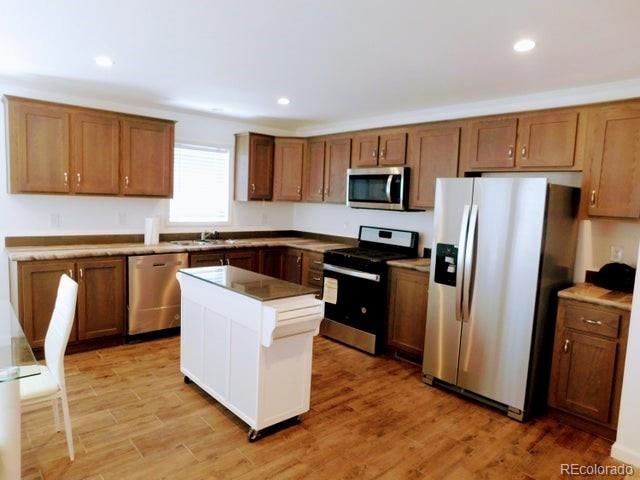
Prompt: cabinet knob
<box><xmin>521</xmin><ymin>145</ymin><xmax>527</xmax><ymax>158</ymax></box>
<box><xmin>507</xmin><ymin>146</ymin><xmax>514</xmax><ymax>158</ymax></box>
<box><xmin>590</xmin><ymin>190</ymin><xmax>597</xmax><ymax>206</ymax></box>
<box><xmin>563</xmin><ymin>339</ymin><xmax>570</xmax><ymax>353</ymax></box>
<box><xmin>251</xmin><ymin>183</ymin><xmax>256</xmax><ymax>193</ymax></box>
<box><xmin>124</xmin><ymin>176</ymin><xmax>130</xmax><ymax>187</ymax></box>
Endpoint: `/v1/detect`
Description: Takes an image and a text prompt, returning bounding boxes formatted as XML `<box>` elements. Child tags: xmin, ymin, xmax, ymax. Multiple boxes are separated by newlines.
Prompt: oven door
<box><xmin>322</xmin><ymin>264</ymin><xmax>386</xmax><ymax>336</ymax></box>
<box><xmin>347</xmin><ymin>167</ymin><xmax>407</xmax><ymax>210</ymax></box>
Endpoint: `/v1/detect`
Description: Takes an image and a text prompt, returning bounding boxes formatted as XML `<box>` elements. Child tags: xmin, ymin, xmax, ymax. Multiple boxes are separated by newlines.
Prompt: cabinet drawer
<box><xmin>304</xmin><ymin>269</ymin><xmax>324</xmax><ymax>288</ymax></box>
<box><xmin>565</xmin><ymin>302</ymin><xmax>621</xmax><ymax>339</ymax></box>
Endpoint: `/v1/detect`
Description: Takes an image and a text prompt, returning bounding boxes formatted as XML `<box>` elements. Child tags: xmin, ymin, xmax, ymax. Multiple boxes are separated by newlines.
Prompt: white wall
<box><xmin>612</xmin><ymin>244</ymin><xmax>640</xmax><ymax>467</ymax></box>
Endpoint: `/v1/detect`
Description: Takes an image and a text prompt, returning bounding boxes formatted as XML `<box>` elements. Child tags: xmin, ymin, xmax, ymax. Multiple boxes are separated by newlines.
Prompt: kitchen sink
<box><xmin>169</xmin><ymin>239</ymin><xmax>242</xmax><ymax>246</ymax></box>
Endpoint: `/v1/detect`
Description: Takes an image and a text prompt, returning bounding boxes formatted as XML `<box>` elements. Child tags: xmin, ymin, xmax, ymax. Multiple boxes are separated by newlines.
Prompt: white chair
<box><xmin>19</xmin><ymin>274</ymin><xmax>78</xmax><ymax>461</ymax></box>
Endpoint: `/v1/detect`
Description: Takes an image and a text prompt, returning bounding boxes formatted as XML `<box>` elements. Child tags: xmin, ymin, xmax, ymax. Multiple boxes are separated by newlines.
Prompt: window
<box><xmin>169</xmin><ymin>144</ymin><xmax>231</xmax><ymax>224</ymax></box>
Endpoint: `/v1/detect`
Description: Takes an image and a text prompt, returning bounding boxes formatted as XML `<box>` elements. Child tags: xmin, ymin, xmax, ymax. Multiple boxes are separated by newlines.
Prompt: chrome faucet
<box><xmin>200</xmin><ymin>230</ymin><xmax>220</xmax><ymax>241</ymax></box>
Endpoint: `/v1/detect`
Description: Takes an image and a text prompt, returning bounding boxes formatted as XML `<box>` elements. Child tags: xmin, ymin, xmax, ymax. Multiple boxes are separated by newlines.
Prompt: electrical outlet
<box><xmin>117</xmin><ymin>212</ymin><xmax>127</xmax><ymax>226</ymax></box>
<box><xmin>49</xmin><ymin>213</ymin><xmax>60</xmax><ymax>228</ymax></box>
<box><xmin>610</xmin><ymin>245</ymin><xmax>624</xmax><ymax>262</ymax></box>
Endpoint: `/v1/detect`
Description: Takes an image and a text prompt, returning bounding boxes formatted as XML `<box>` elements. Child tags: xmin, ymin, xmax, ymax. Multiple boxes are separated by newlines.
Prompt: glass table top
<box><xmin>179</xmin><ymin>266</ymin><xmax>319</xmax><ymax>302</ymax></box>
<box><xmin>0</xmin><ymin>300</ymin><xmax>40</xmax><ymax>383</ymax></box>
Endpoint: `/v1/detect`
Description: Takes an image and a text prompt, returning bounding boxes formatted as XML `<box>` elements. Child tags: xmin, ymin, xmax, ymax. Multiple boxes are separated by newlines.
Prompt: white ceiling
<box><xmin>2</xmin><ymin>0</ymin><xmax>640</xmax><ymax>132</ymax></box>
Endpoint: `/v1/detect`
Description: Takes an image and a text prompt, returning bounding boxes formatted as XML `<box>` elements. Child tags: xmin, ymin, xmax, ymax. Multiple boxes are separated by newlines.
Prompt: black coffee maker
<box><xmin>593</xmin><ymin>262</ymin><xmax>636</xmax><ymax>293</ymax></box>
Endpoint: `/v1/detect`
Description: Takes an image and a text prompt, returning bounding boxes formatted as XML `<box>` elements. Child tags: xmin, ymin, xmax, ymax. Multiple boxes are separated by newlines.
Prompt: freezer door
<box><xmin>423</xmin><ymin>178</ymin><xmax>474</xmax><ymax>384</ymax></box>
<box><xmin>457</xmin><ymin>178</ymin><xmax>547</xmax><ymax>410</ymax></box>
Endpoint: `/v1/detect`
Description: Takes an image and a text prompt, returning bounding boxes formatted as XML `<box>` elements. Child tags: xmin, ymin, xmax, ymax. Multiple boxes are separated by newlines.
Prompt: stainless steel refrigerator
<box><xmin>422</xmin><ymin>177</ymin><xmax>579</xmax><ymax>420</ymax></box>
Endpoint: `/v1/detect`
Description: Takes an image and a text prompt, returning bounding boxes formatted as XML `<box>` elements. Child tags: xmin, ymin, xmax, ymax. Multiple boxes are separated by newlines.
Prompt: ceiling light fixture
<box><xmin>513</xmin><ymin>38</ymin><xmax>536</xmax><ymax>53</ymax></box>
<box><xmin>95</xmin><ymin>55</ymin><xmax>114</xmax><ymax>67</ymax></box>
<box><xmin>277</xmin><ymin>97</ymin><xmax>290</xmax><ymax>106</ymax></box>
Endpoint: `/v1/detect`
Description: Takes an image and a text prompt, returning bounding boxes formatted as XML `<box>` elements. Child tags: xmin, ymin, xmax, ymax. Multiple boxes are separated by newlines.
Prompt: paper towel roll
<box><xmin>144</xmin><ymin>217</ymin><xmax>160</xmax><ymax>245</ymax></box>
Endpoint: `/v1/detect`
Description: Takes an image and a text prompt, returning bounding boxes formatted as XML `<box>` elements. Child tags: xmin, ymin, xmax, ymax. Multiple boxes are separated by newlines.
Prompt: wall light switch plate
<box><xmin>117</xmin><ymin>212</ymin><xmax>127</xmax><ymax>226</ymax></box>
<box><xmin>610</xmin><ymin>245</ymin><xmax>624</xmax><ymax>262</ymax></box>
<box><xmin>49</xmin><ymin>213</ymin><xmax>61</xmax><ymax>228</ymax></box>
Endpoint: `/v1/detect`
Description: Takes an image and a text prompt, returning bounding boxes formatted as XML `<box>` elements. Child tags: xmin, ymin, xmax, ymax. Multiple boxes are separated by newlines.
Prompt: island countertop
<box><xmin>179</xmin><ymin>265</ymin><xmax>320</xmax><ymax>302</ymax></box>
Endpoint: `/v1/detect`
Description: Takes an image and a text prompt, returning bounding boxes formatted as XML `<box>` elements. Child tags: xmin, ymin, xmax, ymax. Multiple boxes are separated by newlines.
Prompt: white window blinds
<box><xmin>169</xmin><ymin>144</ymin><xmax>230</xmax><ymax>223</ymax></box>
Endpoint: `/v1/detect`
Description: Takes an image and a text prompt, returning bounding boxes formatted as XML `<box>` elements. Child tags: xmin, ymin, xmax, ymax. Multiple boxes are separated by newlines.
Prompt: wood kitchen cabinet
<box><xmin>407</xmin><ymin>124</ymin><xmax>461</xmax><ymax>209</ymax></box>
<box><xmin>323</xmin><ymin>136</ymin><xmax>352</xmax><ymax>203</ymax></box>
<box><xmin>259</xmin><ymin>248</ymin><xmax>284</xmax><ymax>279</ymax></box>
<box><xmin>120</xmin><ymin>116</ymin><xmax>174</xmax><ymax>197</ymax></box>
<box><xmin>303</xmin><ymin>139</ymin><xmax>326</xmax><ymax>202</ymax></box>
<box><xmin>189</xmin><ymin>252</ymin><xmax>225</xmax><ymax>268</ymax></box>
<box><xmin>71</xmin><ymin>110</ymin><xmax>120</xmax><ymax>195</ymax></box>
<box><xmin>273</xmin><ymin>138</ymin><xmax>305</xmax><ymax>201</ymax></box>
<box><xmin>466</xmin><ymin>116</ymin><xmax>518</xmax><ymax>170</ymax></box>
<box><xmin>516</xmin><ymin>111</ymin><xmax>578</xmax><ymax>169</ymax></box>
<box><xmin>351</xmin><ymin>129</ymin><xmax>407</xmax><ymax>167</ymax></box>
<box><xmin>76</xmin><ymin>257</ymin><xmax>125</xmax><ymax>339</ymax></box>
<box><xmin>235</xmin><ymin>132</ymin><xmax>274</xmax><ymax>201</ymax></box>
<box><xmin>386</xmin><ymin>267</ymin><xmax>429</xmax><ymax>360</ymax></box>
<box><xmin>301</xmin><ymin>250</ymin><xmax>324</xmax><ymax>290</ymax></box>
<box><xmin>225</xmin><ymin>249</ymin><xmax>259</xmax><ymax>272</ymax></box>
<box><xmin>7</xmin><ymin>97</ymin><xmax>71</xmax><ymax>193</ymax></box>
<box><xmin>283</xmin><ymin>249</ymin><xmax>303</xmax><ymax>284</ymax></box>
<box><xmin>583</xmin><ymin>102</ymin><xmax>640</xmax><ymax>218</ymax></box>
<box><xmin>548</xmin><ymin>298</ymin><xmax>630</xmax><ymax>440</ymax></box>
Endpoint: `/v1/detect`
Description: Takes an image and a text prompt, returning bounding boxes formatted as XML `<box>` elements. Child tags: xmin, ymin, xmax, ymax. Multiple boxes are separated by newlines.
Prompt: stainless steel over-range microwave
<box><xmin>346</xmin><ymin>166</ymin><xmax>409</xmax><ymax>211</ymax></box>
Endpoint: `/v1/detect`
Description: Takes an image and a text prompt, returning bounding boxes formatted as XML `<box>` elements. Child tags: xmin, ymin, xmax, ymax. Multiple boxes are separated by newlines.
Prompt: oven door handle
<box><xmin>323</xmin><ymin>263</ymin><xmax>381</xmax><ymax>282</ymax></box>
<box><xmin>385</xmin><ymin>175</ymin><xmax>393</xmax><ymax>203</ymax></box>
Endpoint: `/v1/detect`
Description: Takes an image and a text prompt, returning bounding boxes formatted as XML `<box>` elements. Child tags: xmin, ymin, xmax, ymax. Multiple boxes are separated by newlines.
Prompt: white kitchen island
<box><xmin>176</xmin><ymin>266</ymin><xmax>324</xmax><ymax>441</ymax></box>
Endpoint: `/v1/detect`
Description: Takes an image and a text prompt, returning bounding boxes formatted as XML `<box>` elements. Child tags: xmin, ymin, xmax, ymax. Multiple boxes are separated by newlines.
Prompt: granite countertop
<box><xmin>386</xmin><ymin>258</ymin><xmax>431</xmax><ymax>273</ymax></box>
<box><xmin>179</xmin><ymin>265</ymin><xmax>318</xmax><ymax>302</ymax></box>
<box><xmin>5</xmin><ymin>237</ymin><xmax>351</xmax><ymax>262</ymax></box>
<box><xmin>558</xmin><ymin>283</ymin><xmax>633</xmax><ymax>311</ymax></box>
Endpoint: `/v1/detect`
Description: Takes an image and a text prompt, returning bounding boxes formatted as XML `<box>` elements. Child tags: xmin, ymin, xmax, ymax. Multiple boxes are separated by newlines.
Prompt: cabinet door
<box><xmin>8</xmin><ymin>99</ymin><xmax>71</xmax><ymax>193</ymax></box>
<box><xmin>248</xmin><ymin>134</ymin><xmax>274</xmax><ymax>200</ymax></box>
<box><xmin>301</xmin><ymin>251</ymin><xmax>324</xmax><ymax>289</ymax></box>
<box><xmin>379</xmin><ymin>131</ymin><xmax>407</xmax><ymax>166</ymax></box>
<box><xmin>77</xmin><ymin>258</ymin><xmax>125</xmax><ymax>339</ymax></box>
<box><xmin>351</xmin><ymin>133</ymin><xmax>379</xmax><ymax>167</ymax></box>
<box><xmin>190</xmin><ymin>252</ymin><xmax>225</xmax><ymax>268</ymax></box>
<box><xmin>324</xmin><ymin>137</ymin><xmax>352</xmax><ymax>203</ymax></box>
<box><xmin>586</xmin><ymin>104</ymin><xmax>640</xmax><ymax>218</ymax></box>
<box><xmin>408</xmin><ymin>126</ymin><xmax>460</xmax><ymax>209</ymax></box>
<box><xmin>19</xmin><ymin>261</ymin><xmax>77</xmax><ymax>348</ymax></box>
<box><xmin>283</xmin><ymin>249</ymin><xmax>303</xmax><ymax>284</ymax></box>
<box><xmin>303</xmin><ymin>139</ymin><xmax>325</xmax><ymax>202</ymax></box>
<box><xmin>71</xmin><ymin>111</ymin><xmax>120</xmax><ymax>194</ymax></box>
<box><xmin>121</xmin><ymin>117</ymin><xmax>174</xmax><ymax>197</ymax></box>
<box><xmin>387</xmin><ymin>268</ymin><xmax>429</xmax><ymax>358</ymax></box>
<box><xmin>467</xmin><ymin>117</ymin><xmax>517</xmax><ymax>169</ymax></box>
<box><xmin>259</xmin><ymin>248</ymin><xmax>284</xmax><ymax>279</ymax></box>
<box><xmin>551</xmin><ymin>329</ymin><xmax>617</xmax><ymax>424</ymax></box>
<box><xmin>225</xmin><ymin>250</ymin><xmax>259</xmax><ymax>272</ymax></box>
<box><xmin>517</xmin><ymin>111</ymin><xmax>578</xmax><ymax>168</ymax></box>
<box><xmin>273</xmin><ymin>139</ymin><xmax>305</xmax><ymax>201</ymax></box>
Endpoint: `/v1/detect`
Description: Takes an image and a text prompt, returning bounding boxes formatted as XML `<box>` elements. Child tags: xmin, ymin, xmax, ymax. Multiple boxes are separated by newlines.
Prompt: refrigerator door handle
<box><xmin>456</xmin><ymin>205</ymin><xmax>471</xmax><ymax>322</ymax></box>
<box><xmin>463</xmin><ymin>204</ymin><xmax>479</xmax><ymax>322</ymax></box>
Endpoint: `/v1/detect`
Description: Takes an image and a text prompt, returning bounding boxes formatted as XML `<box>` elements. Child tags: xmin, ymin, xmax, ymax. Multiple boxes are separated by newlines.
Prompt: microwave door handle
<box><xmin>385</xmin><ymin>175</ymin><xmax>393</xmax><ymax>202</ymax></box>
<box><xmin>462</xmin><ymin>204</ymin><xmax>478</xmax><ymax>322</ymax></box>
<box><xmin>456</xmin><ymin>205</ymin><xmax>471</xmax><ymax>322</ymax></box>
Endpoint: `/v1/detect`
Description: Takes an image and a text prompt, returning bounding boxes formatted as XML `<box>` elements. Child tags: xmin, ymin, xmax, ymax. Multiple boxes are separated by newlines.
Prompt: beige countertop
<box><xmin>386</xmin><ymin>258</ymin><xmax>430</xmax><ymax>273</ymax></box>
<box><xmin>558</xmin><ymin>283</ymin><xmax>633</xmax><ymax>311</ymax></box>
<box><xmin>5</xmin><ymin>237</ymin><xmax>351</xmax><ymax>262</ymax></box>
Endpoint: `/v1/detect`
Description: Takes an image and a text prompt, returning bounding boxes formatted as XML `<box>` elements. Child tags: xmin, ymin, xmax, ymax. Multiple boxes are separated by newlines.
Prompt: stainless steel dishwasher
<box><xmin>128</xmin><ymin>253</ymin><xmax>189</xmax><ymax>335</ymax></box>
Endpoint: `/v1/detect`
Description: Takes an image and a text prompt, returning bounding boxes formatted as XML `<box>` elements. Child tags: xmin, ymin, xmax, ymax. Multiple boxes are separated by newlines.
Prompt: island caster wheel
<box><xmin>248</xmin><ymin>429</ymin><xmax>261</xmax><ymax>442</ymax></box>
<box><xmin>183</xmin><ymin>376</ymin><xmax>192</xmax><ymax>384</ymax></box>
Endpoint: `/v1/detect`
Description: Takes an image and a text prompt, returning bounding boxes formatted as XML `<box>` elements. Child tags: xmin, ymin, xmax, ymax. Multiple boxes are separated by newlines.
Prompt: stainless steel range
<box><xmin>321</xmin><ymin>226</ymin><xmax>419</xmax><ymax>354</ymax></box>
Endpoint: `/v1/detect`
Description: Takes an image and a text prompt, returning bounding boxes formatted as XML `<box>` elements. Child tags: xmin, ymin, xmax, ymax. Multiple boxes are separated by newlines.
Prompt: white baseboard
<box><xmin>611</xmin><ymin>442</ymin><xmax>640</xmax><ymax>468</ymax></box>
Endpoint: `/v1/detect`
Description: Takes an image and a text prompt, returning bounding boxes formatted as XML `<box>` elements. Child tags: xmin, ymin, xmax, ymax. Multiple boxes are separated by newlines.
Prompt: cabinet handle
<box><xmin>581</xmin><ymin>316</ymin><xmax>603</xmax><ymax>326</ymax></box>
<box><xmin>507</xmin><ymin>146</ymin><xmax>514</xmax><ymax>158</ymax></box>
<box><xmin>79</xmin><ymin>268</ymin><xmax>84</xmax><ymax>280</ymax></box>
<box><xmin>297</xmin><ymin>186</ymin><xmax>302</xmax><ymax>194</ymax></box>
<box><xmin>76</xmin><ymin>172</ymin><xmax>81</xmax><ymax>185</ymax></box>
<box><xmin>380</xmin><ymin>148</ymin><xmax>385</xmax><ymax>159</ymax></box>
<box><xmin>313</xmin><ymin>276</ymin><xmax>322</xmax><ymax>281</ymax></box>
<box><xmin>521</xmin><ymin>145</ymin><xmax>527</xmax><ymax>158</ymax></box>
<box><xmin>251</xmin><ymin>183</ymin><xmax>256</xmax><ymax>193</ymax></box>
<box><xmin>317</xmin><ymin>187</ymin><xmax>323</xmax><ymax>195</ymax></box>
<box><xmin>324</xmin><ymin>188</ymin><xmax>329</xmax><ymax>195</ymax></box>
<box><xmin>297</xmin><ymin>256</ymin><xmax>302</xmax><ymax>264</ymax></box>
<box><xmin>226</xmin><ymin>258</ymin><xmax>230</xmax><ymax>265</ymax></box>
<box><xmin>124</xmin><ymin>176</ymin><xmax>130</xmax><ymax>187</ymax></box>
<box><xmin>371</xmin><ymin>149</ymin><xmax>377</xmax><ymax>158</ymax></box>
<box><xmin>219</xmin><ymin>259</ymin><xmax>224</xmax><ymax>266</ymax></box>
<box><xmin>563</xmin><ymin>339</ymin><xmax>570</xmax><ymax>353</ymax></box>
<box><xmin>67</xmin><ymin>269</ymin><xmax>73</xmax><ymax>279</ymax></box>
<box><xmin>590</xmin><ymin>190</ymin><xmax>597</xmax><ymax>206</ymax></box>
<box><xmin>313</xmin><ymin>260</ymin><xmax>323</xmax><ymax>265</ymax></box>
<box><xmin>63</xmin><ymin>172</ymin><xmax>68</xmax><ymax>186</ymax></box>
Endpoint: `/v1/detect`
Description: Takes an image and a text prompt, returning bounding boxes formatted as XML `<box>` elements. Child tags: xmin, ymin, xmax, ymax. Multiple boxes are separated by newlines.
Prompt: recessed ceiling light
<box><xmin>277</xmin><ymin>97</ymin><xmax>290</xmax><ymax>106</ymax></box>
<box><xmin>95</xmin><ymin>55</ymin><xmax>114</xmax><ymax>67</ymax></box>
<box><xmin>513</xmin><ymin>38</ymin><xmax>536</xmax><ymax>53</ymax></box>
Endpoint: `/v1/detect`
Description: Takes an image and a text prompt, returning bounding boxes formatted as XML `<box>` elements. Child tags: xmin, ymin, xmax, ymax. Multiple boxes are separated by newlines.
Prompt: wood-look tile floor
<box><xmin>22</xmin><ymin>336</ymin><xmax>626</xmax><ymax>480</ymax></box>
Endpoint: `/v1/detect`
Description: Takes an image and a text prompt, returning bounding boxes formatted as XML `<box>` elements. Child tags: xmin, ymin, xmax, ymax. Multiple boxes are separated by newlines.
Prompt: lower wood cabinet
<box><xmin>17</xmin><ymin>257</ymin><xmax>125</xmax><ymax>350</ymax></box>
<box><xmin>225</xmin><ymin>249</ymin><xmax>259</xmax><ymax>272</ymax></box>
<box><xmin>386</xmin><ymin>267</ymin><xmax>429</xmax><ymax>360</ymax></box>
<box><xmin>283</xmin><ymin>249</ymin><xmax>303</xmax><ymax>284</ymax></box>
<box><xmin>301</xmin><ymin>251</ymin><xmax>323</xmax><ymax>290</ymax></box>
<box><xmin>548</xmin><ymin>298</ymin><xmax>630</xmax><ymax>440</ymax></box>
<box><xmin>259</xmin><ymin>248</ymin><xmax>284</xmax><ymax>279</ymax></box>
<box><xmin>189</xmin><ymin>252</ymin><xmax>225</xmax><ymax>267</ymax></box>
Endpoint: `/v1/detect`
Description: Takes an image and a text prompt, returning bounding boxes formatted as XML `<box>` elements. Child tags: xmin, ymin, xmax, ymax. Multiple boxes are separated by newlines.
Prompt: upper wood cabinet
<box><xmin>8</xmin><ymin>98</ymin><xmax>71</xmax><ymax>193</ymax></box>
<box><xmin>273</xmin><ymin>138</ymin><xmax>305</xmax><ymax>201</ymax></box>
<box><xmin>324</xmin><ymin>136</ymin><xmax>352</xmax><ymax>203</ymax></box>
<box><xmin>407</xmin><ymin>124</ymin><xmax>461</xmax><ymax>210</ymax></box>
<box><xmin>303</xmin><ymin>139</ymin><xmax>326</xmax><ymax>202</ymax></box>
<box><xmin>5</xmin><ymin>96</ymin><xmax>175</xmax><ymax>197</ymax></box>
<box><xmin>516</xmin><ymin>111</ymin><xmax>578</xmax><ymax>168</ymax></box>
<box><xmin>467</xmin><ymin>117</ymin><xmax>518</xmax><ymax>169</ymax></box>
<box><xmin>351</xmin><ymin>130</ymin><xmax>407</xmax><ymax>167</ymax></box>
<box><xmin>235</xmin><ymin>132</ymin><xmax>274</xmax><ymax>201</ymax></box>
<box><xmin>120</xmin><ymin>117</ymin><xmax>174</xmax><ymax>197</ymax></box>
<box><xmin>584</xmin><ymin>103</ymin><xmax>640</xmax><ymax>218</ymax></box>
<box><xmin>71</xmin><ymin>111</ymin><xmax>120</xmax><ymax>195</ymax></box>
